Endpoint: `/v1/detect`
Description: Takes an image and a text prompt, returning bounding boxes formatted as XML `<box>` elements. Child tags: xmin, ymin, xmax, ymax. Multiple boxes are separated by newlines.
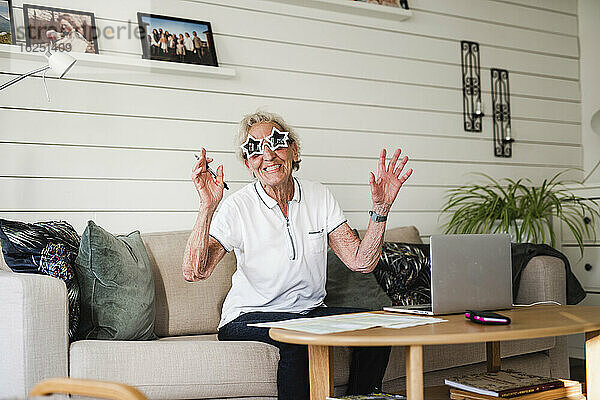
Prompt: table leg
<box><xmin>486</xmin><ymin>342</ymin><xmax>501</xmax><ymax>372</ymax></box>
<box><xmin>308</xmin><ymin>345</ymin><xmax>333</xmax><ymax>400</ymax></box>
<box><xmin>585</xmin><ymin>330</ymin><xmax>600</xmax><ymax>400</ymax></box>
<box><xmin>406</xmin><ymin>345</ymin><xmax>424</xmax><ymax>400</ymax></box>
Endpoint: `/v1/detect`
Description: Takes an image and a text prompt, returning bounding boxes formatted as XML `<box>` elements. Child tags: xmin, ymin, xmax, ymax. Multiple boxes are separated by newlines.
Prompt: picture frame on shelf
<box><xmin>23</xmin><ymin>4</ymin><xmax>98</xmax><ymax>54</ymax></box>
<box><xmin>137</xmin><ymin>13</ymin><xmax>218</xmax><ymax>67</ymax></box>
<box><xmin>356</xmin><ymin>0</ymin><xmax>406</xmax><ymax>8</ymax></box>
<box><xmin>0</xmin><ymin>0</ymin><xmax>15</xmax><ymax>45</ymax></box>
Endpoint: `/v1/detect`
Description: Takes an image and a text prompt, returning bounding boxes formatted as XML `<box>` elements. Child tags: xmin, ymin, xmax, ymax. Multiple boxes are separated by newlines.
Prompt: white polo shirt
<box><xmin>210</xmin><ymin>178</ymin><xmax>347</xmax><ymax>329</ymax></box>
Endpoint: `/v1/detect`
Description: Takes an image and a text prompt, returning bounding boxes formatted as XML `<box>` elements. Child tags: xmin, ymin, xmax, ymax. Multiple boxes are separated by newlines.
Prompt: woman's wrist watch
<box><xmin>369</xmin><ymin>210</ymin><xmax>388</xmax><ymax>222</ymax></box>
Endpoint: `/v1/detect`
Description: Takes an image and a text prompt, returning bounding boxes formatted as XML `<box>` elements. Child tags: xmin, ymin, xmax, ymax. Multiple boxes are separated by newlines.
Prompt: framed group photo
<box><xmin>355</xmin><ymin>0</ymin><xmax>409</xmax><ymax>8</ymax></box>
<box><xmin>23</xmin><ymin>4</ymin><xmax>98</xmax><ymax>53</ymax></box>
<box><xmin>0</xmin><ymin>0</ymin><xmax>15</xmax><ymax>44</ymax></box>
<box><xmin>137</xmin><ymin>13</ymin><xmax>218</xmax><ymax>67</ymax></box>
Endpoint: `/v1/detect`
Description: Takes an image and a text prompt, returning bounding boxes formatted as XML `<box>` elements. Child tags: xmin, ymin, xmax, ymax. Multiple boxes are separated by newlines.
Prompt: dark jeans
<box><xmin>218</xmin><ymin>306</ymin><xmax>391</xmax><ymax>400</ymax></box>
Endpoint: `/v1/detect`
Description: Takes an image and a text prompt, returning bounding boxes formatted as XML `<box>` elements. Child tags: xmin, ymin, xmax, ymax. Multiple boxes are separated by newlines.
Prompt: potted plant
<box><xmin>440</xmin><ymin>171</ymin><xmax>600</xmax><ymax>255</ymax></box>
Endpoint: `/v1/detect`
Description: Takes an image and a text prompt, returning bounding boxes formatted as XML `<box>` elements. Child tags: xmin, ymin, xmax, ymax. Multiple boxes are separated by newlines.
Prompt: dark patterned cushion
<box><xmin>373</xmin><ymin>242</ymin><xmax>431</xmax><ymax>306</ymax></box>
<box><xmin>0</xmin><ymin>219</ymin><xmax>81</xmax><ymax>341</ymax></box>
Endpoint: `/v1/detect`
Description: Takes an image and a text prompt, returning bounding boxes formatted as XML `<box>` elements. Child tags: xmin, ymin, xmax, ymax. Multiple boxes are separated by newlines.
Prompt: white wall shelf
<box><xmin>0</xmin><ymin>44</ymin><xmax>236</xmax><ymax>78</ymax></box>
<box><xmin>264</xmin><ymin>0</ymin><xmax>412</xmax><ymax>20</ymax></box>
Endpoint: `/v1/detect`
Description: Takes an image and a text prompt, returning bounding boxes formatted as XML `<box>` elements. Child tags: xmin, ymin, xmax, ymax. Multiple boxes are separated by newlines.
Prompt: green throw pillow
<box><xmin>325</xmin><ymin>247</ymin><xmax>392</xmax><ymax>310</ymax></box>
<box><xmin>75</xmin><ymin>221</ymin><xmax>157</xmax><ymax>340</ymax></box>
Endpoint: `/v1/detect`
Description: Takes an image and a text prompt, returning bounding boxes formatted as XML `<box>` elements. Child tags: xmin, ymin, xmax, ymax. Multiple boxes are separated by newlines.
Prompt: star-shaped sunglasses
<box><xmin>240</xmin><ymin>126</ymin><xmax>291</xmax><ymax>159</ymax></box>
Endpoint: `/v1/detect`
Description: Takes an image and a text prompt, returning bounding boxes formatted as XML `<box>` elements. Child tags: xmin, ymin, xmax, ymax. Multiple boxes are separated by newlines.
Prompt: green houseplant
<box><xmin>440</xmin><ymin>172</ymin><xmax>600</xmax><ymax>255</ymax></box>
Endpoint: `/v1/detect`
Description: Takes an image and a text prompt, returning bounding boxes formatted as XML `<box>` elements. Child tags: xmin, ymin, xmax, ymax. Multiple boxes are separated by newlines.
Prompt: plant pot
<box><xmin>492</xmin><ymin>218</ymin><xmax>553</xmax><ymax>245</ymax></box>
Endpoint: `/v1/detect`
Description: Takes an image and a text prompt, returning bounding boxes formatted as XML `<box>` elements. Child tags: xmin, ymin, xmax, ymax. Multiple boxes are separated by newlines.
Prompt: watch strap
<box><xmin>369</xmin><ymin>210</ymin><xmax>388</xmax><ymax>222</ymax></box>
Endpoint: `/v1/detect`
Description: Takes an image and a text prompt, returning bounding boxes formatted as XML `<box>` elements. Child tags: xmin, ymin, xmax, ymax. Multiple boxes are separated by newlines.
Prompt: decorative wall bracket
<box><xmin>461</xmin><ymin>41</ymin><xmax>484</xmax><ymax>132</ymax></box>
<box><xmin>491</xmin><ymin>68</ymin><xmax>513</xmax><ymax>157</ymax></box>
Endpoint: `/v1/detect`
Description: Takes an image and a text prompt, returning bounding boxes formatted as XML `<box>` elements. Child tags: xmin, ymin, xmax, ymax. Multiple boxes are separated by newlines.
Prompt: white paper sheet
<box><xmin>248</xmin><ymin>312</ymin><xmax>446</xmax><ymax>334</ymax></box>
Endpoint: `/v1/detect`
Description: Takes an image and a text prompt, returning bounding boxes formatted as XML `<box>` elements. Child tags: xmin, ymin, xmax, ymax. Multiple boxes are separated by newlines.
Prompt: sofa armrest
<box><xmin>0</xmin><ymin>271</ymin><xmax>69</xmax><ymax>399</ymax></box>
<box><xmin>514</xmin><ymin>256</ymin><xmax>569</xmax><ymax>378</ymax></box>
<box><xmin>515</xmin><ymin>256</ymin><xmax>567</xmax><ymax>305</ymax></box>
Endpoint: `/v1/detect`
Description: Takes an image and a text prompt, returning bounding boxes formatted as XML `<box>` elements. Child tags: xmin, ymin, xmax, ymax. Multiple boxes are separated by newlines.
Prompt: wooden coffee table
<box><xmin>270</xmin><ymin>305</ymin><xmax>600</xmax><ymax>400</ymax></box>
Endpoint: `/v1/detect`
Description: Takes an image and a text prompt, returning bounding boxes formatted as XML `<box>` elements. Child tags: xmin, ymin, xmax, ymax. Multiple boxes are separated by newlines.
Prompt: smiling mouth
<box><xmin>264</xmin><ymin>165</ymin><xmax>281</xmax><ymax>173</ymax></box>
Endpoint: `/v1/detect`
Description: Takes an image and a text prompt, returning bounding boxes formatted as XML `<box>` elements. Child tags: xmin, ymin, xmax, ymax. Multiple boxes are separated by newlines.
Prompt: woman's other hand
<box><xmin>369</xmin><ymin>148</ymin><xmax>413</xmax><ymax>214</ymax></box>
<box><xmin>192</xmin><ymin>147</ymin><xmax>225</xmax><ymax>211</ymax></box>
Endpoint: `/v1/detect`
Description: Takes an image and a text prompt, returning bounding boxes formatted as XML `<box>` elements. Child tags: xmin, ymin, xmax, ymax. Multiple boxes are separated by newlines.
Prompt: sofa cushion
<box><xmin>0</xmin><ymin>242</ymin><xmax>10</xmax><ymax>271</ymax></box>
<box><xmin>0</xmin><ymin>219</ymin><xmax>81</xmax><ymax>341</ymax></box>
<box><xmin>325</xmin><ymin>227</ymin><xmax>423</xmax><ymax>310</ymax></box>
<box><xmin>0</xmin><ymin>219</ymin><xmax>80</xmax><ymax>276</ymax></box>
<box><xmin>141</xmin><ymin>230</ymin><xmax>236</xmax><ymax>336</ymax></box>
<box><xmin>69</xmin><ymin>334</ymin><xmax>555</xmax><ymax>399</ymax></box>
<box><xmin>69</xmin><ymin>335</ymin><xmax>359</xmax><ymax>399</ymax></box>
<box><xmin>69</xmin><ymin>335</ymin><xmax>279</xmax><ymax>399</ymax></box>
<box><xmin>325</xmin><ymin>247</ymin><xmax>392</xmax><ymax>310</ymax></box>
<box><xmin>374</xmin><ymin>243</ymin><xmax>431</xmax><ymax>306</ymax></box>
<box><xmin>75</xmin><ymin>221</ymin><xmax>156</xmax><ymax>340</ymax></box>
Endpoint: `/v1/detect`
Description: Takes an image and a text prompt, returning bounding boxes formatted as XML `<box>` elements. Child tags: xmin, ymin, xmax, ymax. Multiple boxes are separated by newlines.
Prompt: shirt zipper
<box><xmin>285</xmin><ymin>216</ymin><xmax>296</xmax><ymax>261</ymax></box>
<box><xmin>279</xmin><ymin>204</ymin><xmax>296</xmax><ymax>261</ymax></box>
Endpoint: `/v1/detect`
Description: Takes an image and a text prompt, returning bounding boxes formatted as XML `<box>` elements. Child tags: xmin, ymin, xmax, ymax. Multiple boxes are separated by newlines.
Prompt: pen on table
<box><xmin>194</xmin><ymin>153</ymin><xmax>229</xmax><ymax>190</ymax></box>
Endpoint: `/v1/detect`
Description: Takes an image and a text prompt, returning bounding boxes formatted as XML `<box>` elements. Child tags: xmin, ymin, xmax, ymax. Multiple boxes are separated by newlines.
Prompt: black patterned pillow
<box><xmin>373</xmin><ymin>242</ymin><xmax>431</xmax><ymax>306</ymax></box>
<box><xmin>0</xmin><ymin>219</ymin><xmax>81</xmax><ymax>341</ymax></box>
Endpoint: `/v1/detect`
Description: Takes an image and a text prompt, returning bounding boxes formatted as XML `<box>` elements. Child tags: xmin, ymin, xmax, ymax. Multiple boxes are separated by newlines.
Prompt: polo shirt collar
<box><xmin>254</xmin><ymin>177</ymin><xmax>302</xmax><ymax>209</ymax></box>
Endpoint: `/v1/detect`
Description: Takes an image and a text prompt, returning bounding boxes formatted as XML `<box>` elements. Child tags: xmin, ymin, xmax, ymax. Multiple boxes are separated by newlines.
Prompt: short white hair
<box><xmin>236</xmin><ymin>110</ymin><xmax>302</xmax><ymax>171</ymax></box>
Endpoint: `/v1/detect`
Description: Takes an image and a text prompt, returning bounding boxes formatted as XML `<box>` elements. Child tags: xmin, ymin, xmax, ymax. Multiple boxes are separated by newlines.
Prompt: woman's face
<box><xmin>244</xmin><ymin>122</ymin><xmax>298</xmax><ymax>189</ymax></box>
<box><xmin>60</xmin><ymin>19</ymin><xmax>74</xmax><ymax>33</ymax></box>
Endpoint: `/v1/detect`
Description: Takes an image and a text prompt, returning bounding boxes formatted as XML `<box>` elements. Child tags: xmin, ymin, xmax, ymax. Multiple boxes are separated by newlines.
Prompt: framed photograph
<box><xmin>23</xmin><ymin>4</ymin><xmax>98</xmax><ymax>53</ymax></box>
<box><xmin>137</xmin><ymin>13</ymin><xmax>218</xmax><ymax>67</ymax></box>
<box><xmin>0</xmin><ymin>0</ymin><xmax>15</xmax><ymax>44</ymax></box>
<box><xmin>365</xmin><ymin>0</ymin><xmax>401</xmax><ymax>7</ymax></box>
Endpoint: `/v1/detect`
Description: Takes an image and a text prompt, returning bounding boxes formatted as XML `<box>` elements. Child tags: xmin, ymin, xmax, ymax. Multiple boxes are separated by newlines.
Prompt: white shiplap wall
<box><xmin>0</xmin><ymin>0</ymin><xmax>581</xmax><ymax>237</ymax></box>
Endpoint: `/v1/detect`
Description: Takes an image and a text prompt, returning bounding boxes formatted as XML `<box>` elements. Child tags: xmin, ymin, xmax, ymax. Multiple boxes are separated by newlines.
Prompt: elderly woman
<box><xmin>183</xmin><ymin>111</ymin><xmax>412</xmax><ymax>400</ymax></box>
<box><xmin>52</xmin><ymin>14</ymin><xmax>93</xmax><ymax>53</ymax></box>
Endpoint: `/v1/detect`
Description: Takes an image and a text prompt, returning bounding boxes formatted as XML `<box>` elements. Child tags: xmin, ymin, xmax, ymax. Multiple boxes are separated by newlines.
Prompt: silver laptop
<box><xmin>383</xmin><ymin>234</ymin><xmax>513</xmax><ymax>315</ymax></box>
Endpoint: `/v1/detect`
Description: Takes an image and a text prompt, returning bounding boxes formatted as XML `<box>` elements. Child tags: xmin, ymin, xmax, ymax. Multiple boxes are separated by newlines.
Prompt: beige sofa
<box><xmin>0</xmin><ymin>227</ymin><xmax>569</xmax><ymax>400</ymax></box>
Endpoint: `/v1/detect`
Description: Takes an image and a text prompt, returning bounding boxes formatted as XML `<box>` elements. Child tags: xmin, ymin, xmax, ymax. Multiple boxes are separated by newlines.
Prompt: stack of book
<box><xmin>445</xmin><ymin>370</ymin><xmax>584</xmax><ymax>400</ymax></box>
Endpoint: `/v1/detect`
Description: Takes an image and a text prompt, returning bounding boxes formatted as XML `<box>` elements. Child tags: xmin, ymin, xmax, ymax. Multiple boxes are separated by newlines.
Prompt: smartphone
<box><xmin>465</xmin><ymin>310</ymin><xmax>511</xmax><ymax>325</ymax></box>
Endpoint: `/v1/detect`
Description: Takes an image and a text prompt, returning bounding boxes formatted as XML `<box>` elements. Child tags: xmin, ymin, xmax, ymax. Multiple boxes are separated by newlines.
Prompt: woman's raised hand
<box><xmin>192</xmin><ymin>147</ymin><xmax>225</xmax><ymax>211</ymax></box>
<box><xmin>369</xmin><ymin>148</ymin><xmax>413</xmax><ymax>214</ymax></box>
